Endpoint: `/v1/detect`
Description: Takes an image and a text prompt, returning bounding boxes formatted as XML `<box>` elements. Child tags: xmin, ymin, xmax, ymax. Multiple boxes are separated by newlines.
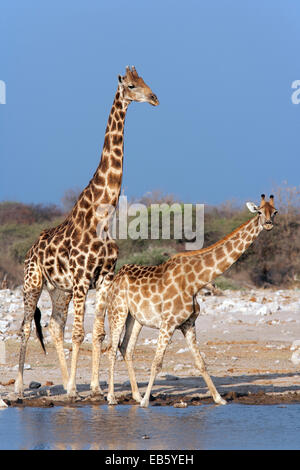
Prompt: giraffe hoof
<box><xmin>90</xmin><ymin>387</ymin><xmax>104</xmax><ymax>398</ymax></box>
<box><xmin>107</xmin><ymin>395</ymin><xmax>118</xmax><ymax>405</ymax></box>
<box><xmin>140</xmin><ymin>398</ymin><xmax>149</xmax><ymax>408</ymax></box>
<box><xmin>216</xmin><ymin>396</ymin><xmax>227</xmax><ymax>405</ymax></box>
<box><xmin>66</xmin><ymin>387</ymin><xmax>78</xmax><ymax>399</ymax></box>
<box><xmin>132</xmin><ymin>393</ymin><xmax>142</xmax><ymax>404</ymax></box>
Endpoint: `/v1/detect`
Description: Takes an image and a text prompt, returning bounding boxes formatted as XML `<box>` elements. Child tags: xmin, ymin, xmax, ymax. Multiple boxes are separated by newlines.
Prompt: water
<box><xmin>0</xmin><ymin>403</ymin><xmax>300</xmax><ymax>450</ymax></box>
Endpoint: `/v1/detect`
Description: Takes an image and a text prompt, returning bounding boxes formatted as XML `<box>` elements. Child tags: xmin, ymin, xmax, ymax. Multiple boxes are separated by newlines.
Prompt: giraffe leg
<box><xmin>48</xmin><ymin>288</ymin><xmax>72</xmax><ymax>390</ymax></box>
<box><xmin>90</xmin><ymin>271</ymin><xmax>115</xmax><ymax>396</ymax></box>
<box><xmin>140</xmin><ymin>323</ymin><xmax>175</xmax><ymax>408</ymax></box>
<box><xmin>107</xmin><ymin>304</ymin><xmax>129</xmax><ymax>405</ymax></box>
<box><xmin>119</xmin><ymin>315</ymin><xmax>143</xmax><ymax>403</ymax></box>
<box><xmin>67</xmin><ymin>283</ymin><xmax>89</xmax><ymax>398</ymax></box>
<box><xmin>180</xmin><ymin>320</ymin><xmax>226</xmax><ymax>405</ymax></box>
<box><xmin>15</xmin><ymin>289</ymin><xmax>42</xmax><ymax>396</ymax></box>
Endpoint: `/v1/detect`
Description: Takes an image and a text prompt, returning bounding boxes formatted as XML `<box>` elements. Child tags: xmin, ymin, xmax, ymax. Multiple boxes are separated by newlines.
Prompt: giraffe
<box><xmin>106</xmin><ymin>195</ymin><xmax>278</xmax><ymax>407</ymax></box>
<box><xmin>15</xmin><ymin>66</ymin><xmax>159</xmax><ymax>398</ymax></box>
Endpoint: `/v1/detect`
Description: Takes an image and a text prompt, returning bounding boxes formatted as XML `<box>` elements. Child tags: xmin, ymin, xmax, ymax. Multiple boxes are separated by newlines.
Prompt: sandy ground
<box><xmin>1</xmin><ymin>285</ymin><xmax>300</xmax><ymax>407</ymax></box>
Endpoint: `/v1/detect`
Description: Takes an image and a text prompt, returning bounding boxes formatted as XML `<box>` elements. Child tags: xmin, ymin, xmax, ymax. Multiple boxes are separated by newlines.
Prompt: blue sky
<box><xmin>1</xmin><ymin>0</ymin><xmax>299</xmax><ymax>208</ymax></box>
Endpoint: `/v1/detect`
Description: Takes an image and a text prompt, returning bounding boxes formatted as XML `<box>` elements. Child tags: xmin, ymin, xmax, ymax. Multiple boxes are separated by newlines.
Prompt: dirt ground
<box><xmin>1</xmin><ymin>286</ymin><xmax>300</xmax><ymax>408</ymax></box>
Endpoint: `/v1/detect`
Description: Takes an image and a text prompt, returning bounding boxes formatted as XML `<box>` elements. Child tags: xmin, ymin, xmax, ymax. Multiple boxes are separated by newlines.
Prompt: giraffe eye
<box><xmin>128</xmin><ymin>84</ymin><xmax>135</xmax><ymax>89</ymax></box>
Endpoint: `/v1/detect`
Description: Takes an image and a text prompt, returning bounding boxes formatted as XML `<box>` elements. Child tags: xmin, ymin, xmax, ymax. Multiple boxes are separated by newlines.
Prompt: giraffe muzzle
<box><xmin>263</xmin><ymin>221</ymin><xmax>273</xmax><ymax>231</ymax></box>
<box><xmin>149</xmin><ymin>93</ymin><xmax>159</xmax><ymax>106</ymax></box>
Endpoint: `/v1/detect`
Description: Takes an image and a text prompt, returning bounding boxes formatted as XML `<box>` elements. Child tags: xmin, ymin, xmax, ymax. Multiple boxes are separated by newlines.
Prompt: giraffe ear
<box><xmin>118</xmin><ymin>75</ymin><xmax>123</xmax><ymax>84</ymax></box>
<box><xmin>246</xmin><ymin>202</ymin><xmax>259</xmax><ymax>213</ymax></box>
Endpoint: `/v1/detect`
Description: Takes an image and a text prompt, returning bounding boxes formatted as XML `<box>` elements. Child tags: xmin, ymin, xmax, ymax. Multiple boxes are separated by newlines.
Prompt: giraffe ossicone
<box><xmin>106</xmin><ymin>195</ymin><xmax>278</xmax><ymax>407</ymax></box>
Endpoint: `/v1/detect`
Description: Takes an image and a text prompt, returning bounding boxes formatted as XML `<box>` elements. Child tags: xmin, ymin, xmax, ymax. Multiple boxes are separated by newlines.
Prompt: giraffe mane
<box><xmin>171</xmin><ymin>217</ymin><xmax>256</xmax><ymax>259</ymax></box>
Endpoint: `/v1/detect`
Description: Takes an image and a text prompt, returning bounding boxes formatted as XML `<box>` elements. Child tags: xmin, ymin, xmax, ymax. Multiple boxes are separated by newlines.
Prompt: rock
<box><xmin>291</xmin><ymin>350</ymin><xmax>300</xmax><ymax>366</ymax></box>
<box><xmin>0</xmin><ymin>398</ymin><xmax>8</xmax><ymax>408</ymax></box>
<box><xmin>163</xmin><ymin>374</ymin><xmax>179</xmax><ymax>381</ymax></box>
<box><xmin>291</xmin><ymin>340</ymin><xmax>300</xmax><ymax>351</ymax></box>
<box><xmin>44</xmin><ymin>381</ymin><xmax>54</xmax><ymax>386</ymax></box>
<box><xmin>0</xmin><ymin>379</ymin><xmax>15</xmax><ymax>386</ymax></box>
<box><xmin>29</xmin><ymin>381</ymin><xmax>41</xmax><ymax>389</ymax></box>
<box><xmin>174</xmin><ymin>364</ymin><xmax>184</xmax><ymax>372</ymax></box>
<box><xmin>255</xmin><ymin>305</ymin><xmax>271</xmax><ymax>316</ymax></box>
<box><xmin>176</xmin><ymin>347</ymin><xmax>189</xmax><ymax>354</ymax></box>
<box><xmin>174</xmin><ymin>401</ymin><xmax>187</xmax><ymax>408</ymax></box>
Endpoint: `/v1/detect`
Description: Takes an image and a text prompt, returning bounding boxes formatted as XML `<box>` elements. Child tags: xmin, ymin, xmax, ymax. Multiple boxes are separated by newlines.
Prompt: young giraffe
<box><xmin>15</xmin><ymin>66</ymin><xmax>159</xmax><ymax>398</ymax></box>
<box><xmin>107</xmin><ymin>195</ymin><xmax>278</xmax><ymax>407</ymax></box>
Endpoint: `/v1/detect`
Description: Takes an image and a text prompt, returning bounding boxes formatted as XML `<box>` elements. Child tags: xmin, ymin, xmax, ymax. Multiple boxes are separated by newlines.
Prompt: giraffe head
<box><xmin>246</xmin><ymin>194</ymin><xmax>278</xmax><ymax>231</ymax></box>
<box><xmin>118</xmin><ymin>66</ymin><xmax>159</xmax><ymax>106</ymax></box>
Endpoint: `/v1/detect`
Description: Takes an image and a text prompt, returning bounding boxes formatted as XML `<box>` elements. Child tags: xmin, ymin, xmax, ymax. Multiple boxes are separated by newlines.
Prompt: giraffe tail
<box><xmin>34</xmin><ymin>307</ymin><xmax>46</xmax><ymax>354</ymax></box>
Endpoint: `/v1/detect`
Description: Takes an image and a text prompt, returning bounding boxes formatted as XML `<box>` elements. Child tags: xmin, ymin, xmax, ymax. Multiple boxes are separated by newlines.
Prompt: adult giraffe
<box><xmin>15</xmin><ymin>66</ymin><xmax>159</xmax><ymax>398</ymax></box>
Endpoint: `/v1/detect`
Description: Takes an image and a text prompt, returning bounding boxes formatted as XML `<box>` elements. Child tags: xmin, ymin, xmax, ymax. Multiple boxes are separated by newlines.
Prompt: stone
<box><xmin>29</xmin><ymin>381</ymin><xmax>41</xmax><ymax>389</ymax></box>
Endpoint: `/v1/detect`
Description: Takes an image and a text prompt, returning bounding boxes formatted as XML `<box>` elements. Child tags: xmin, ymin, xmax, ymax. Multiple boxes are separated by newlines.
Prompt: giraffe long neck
<box><xmin>71</xmin><ymin>88</ymin><xmax>129</xmax><ymax>227</ymax></box>
<box><xmin>185</xmin><ymin>215</ymin><xmax>263</xmax><ymax>291</ymax></box>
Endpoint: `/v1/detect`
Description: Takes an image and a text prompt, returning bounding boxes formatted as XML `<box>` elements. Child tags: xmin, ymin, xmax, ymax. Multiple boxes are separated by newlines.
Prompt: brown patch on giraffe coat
<box><xmin>215</xmin><ymin>246</ymin><xmax>225</xmax><ymax>260</ymax></box>
<box><xmin>85</xmin><ymin>188</ymin><xmax>93</xmax><ymax>202</ymax></box>
<box><xmin>39</xmin><ymin>241</ymin><xmax>46</xmax><ymax>250</ymax></box>
<box><xmin>85</xmin><ymin>207</ymin><xmax>93</xmax><ymax>227</ymax></box>
<box><xmin>78</xmin><ymin>197</ymin><xmax>90</xmax><ymax>210</ymax></box>
<box><xmin>76</xmin><ymin>211</ymin><xmax>85</xmax><ymax>229</ymax></box>
<box><xmin>101</xmin><ymin>189</ymin><xmax>111</xmax><ymax>204</ymax></box>
<box><xmin>225</xmin><ymin>240</ymin><xmax>233</xmax><ymax>252</ymax></box>
<box><xmin>87</xmin><ymin>254</ymin><xmax>97</xmax><ymax>269</ymax></box>
<box><xmin>141</xmin><ymin>285</ymin><xmax>151</xmax><ymax>298</ymax></box>
<box><xmin>172</xmin><ymin>265</ymin><xmax>182</xmax><ymax>277</ymax></box>
<box><xmin>201</xmin><ymin>269</ymin><xmax>211</xmax><ymax>283</ymax></box>
<box><xmin>101</xmin><ymin>155</ymin><xmax>111</xmax><ymax>174</ymax></box>
<box><xmin>217</xmin><ymin>259</ymin><xmax>229</xmax><ymax>273</ymax></box>
<box><xmin>150</xmin><ymin>284</ymin><xmax>157</xmax><ymax>294</ymax></box>
<box><xmin>163</xmin><ymin>300</ymin><xmax>172</xmax><ymax>311</ymax></box>
<box><xmin>113</xmin><ymin>147</ymin><xmax>122</xmax><ymax>157</ymax></box>
<box><xmin>173</xmin><ymin>295</ymin><xmax>183</xmax><ymax>311</ymax></box>
<box><xmin>82</xmin><ymin>232</ymin><xmax>91</xmax><ymax>245</ymax></box>
<box><xmin>111</xmin><ymin>156</ymin><xmax>122</xmax><ymax>169</ymax></box>
<box><xmin>107</xmin><ymin>171</ymin><xmax>121</xmax><ymax>187</ymax></box>
<box><xmin>152</xmin><ymin>294</ymin><xmax>161</xmax><ymax>304</ymax></box>
<box><xmin>204</xmin><ymin>253</ymin><xmax>214</xmax><ymax>267</ymax></box>
<box><xmin>75</xmin><ymin>267</ymin><xmax>84</xmax><ymax>279</ymax></box>
<box><xmin>104</xmin><ymin>135</ymin><xmax>110</xmax><ymax>152</ymax></box>
<box><xmin>93</xmin><ymin>172</ymin><xmax>106</xmax><ymax>187</ymax></box>
<box><xmin>237</xmin><ymin>242</ymin><xmax>244</xmax><ymax>251</ymax></box>
<box><xmin>112</xmin><ymin>134</ymin><xmax>123</xmax><ymax>146</ymax></box>
<box><xmin>165</xmin><ymin>284</ymin><xmax>178</xmax><ymax>299</ymax></box>
<box><xmin>187</xmin><ymin>271</ymin><xmax>196</xmax><ymax>283</ymax></box>
<box><xmin>231</xmin><ymin>250</ymin><xmax>240</xmax><ymax>260</ymax></box>
<box><xmin>77</xmin><ymin>254</ymin><xmax>86</xmax><ymax>266</ymax></box>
